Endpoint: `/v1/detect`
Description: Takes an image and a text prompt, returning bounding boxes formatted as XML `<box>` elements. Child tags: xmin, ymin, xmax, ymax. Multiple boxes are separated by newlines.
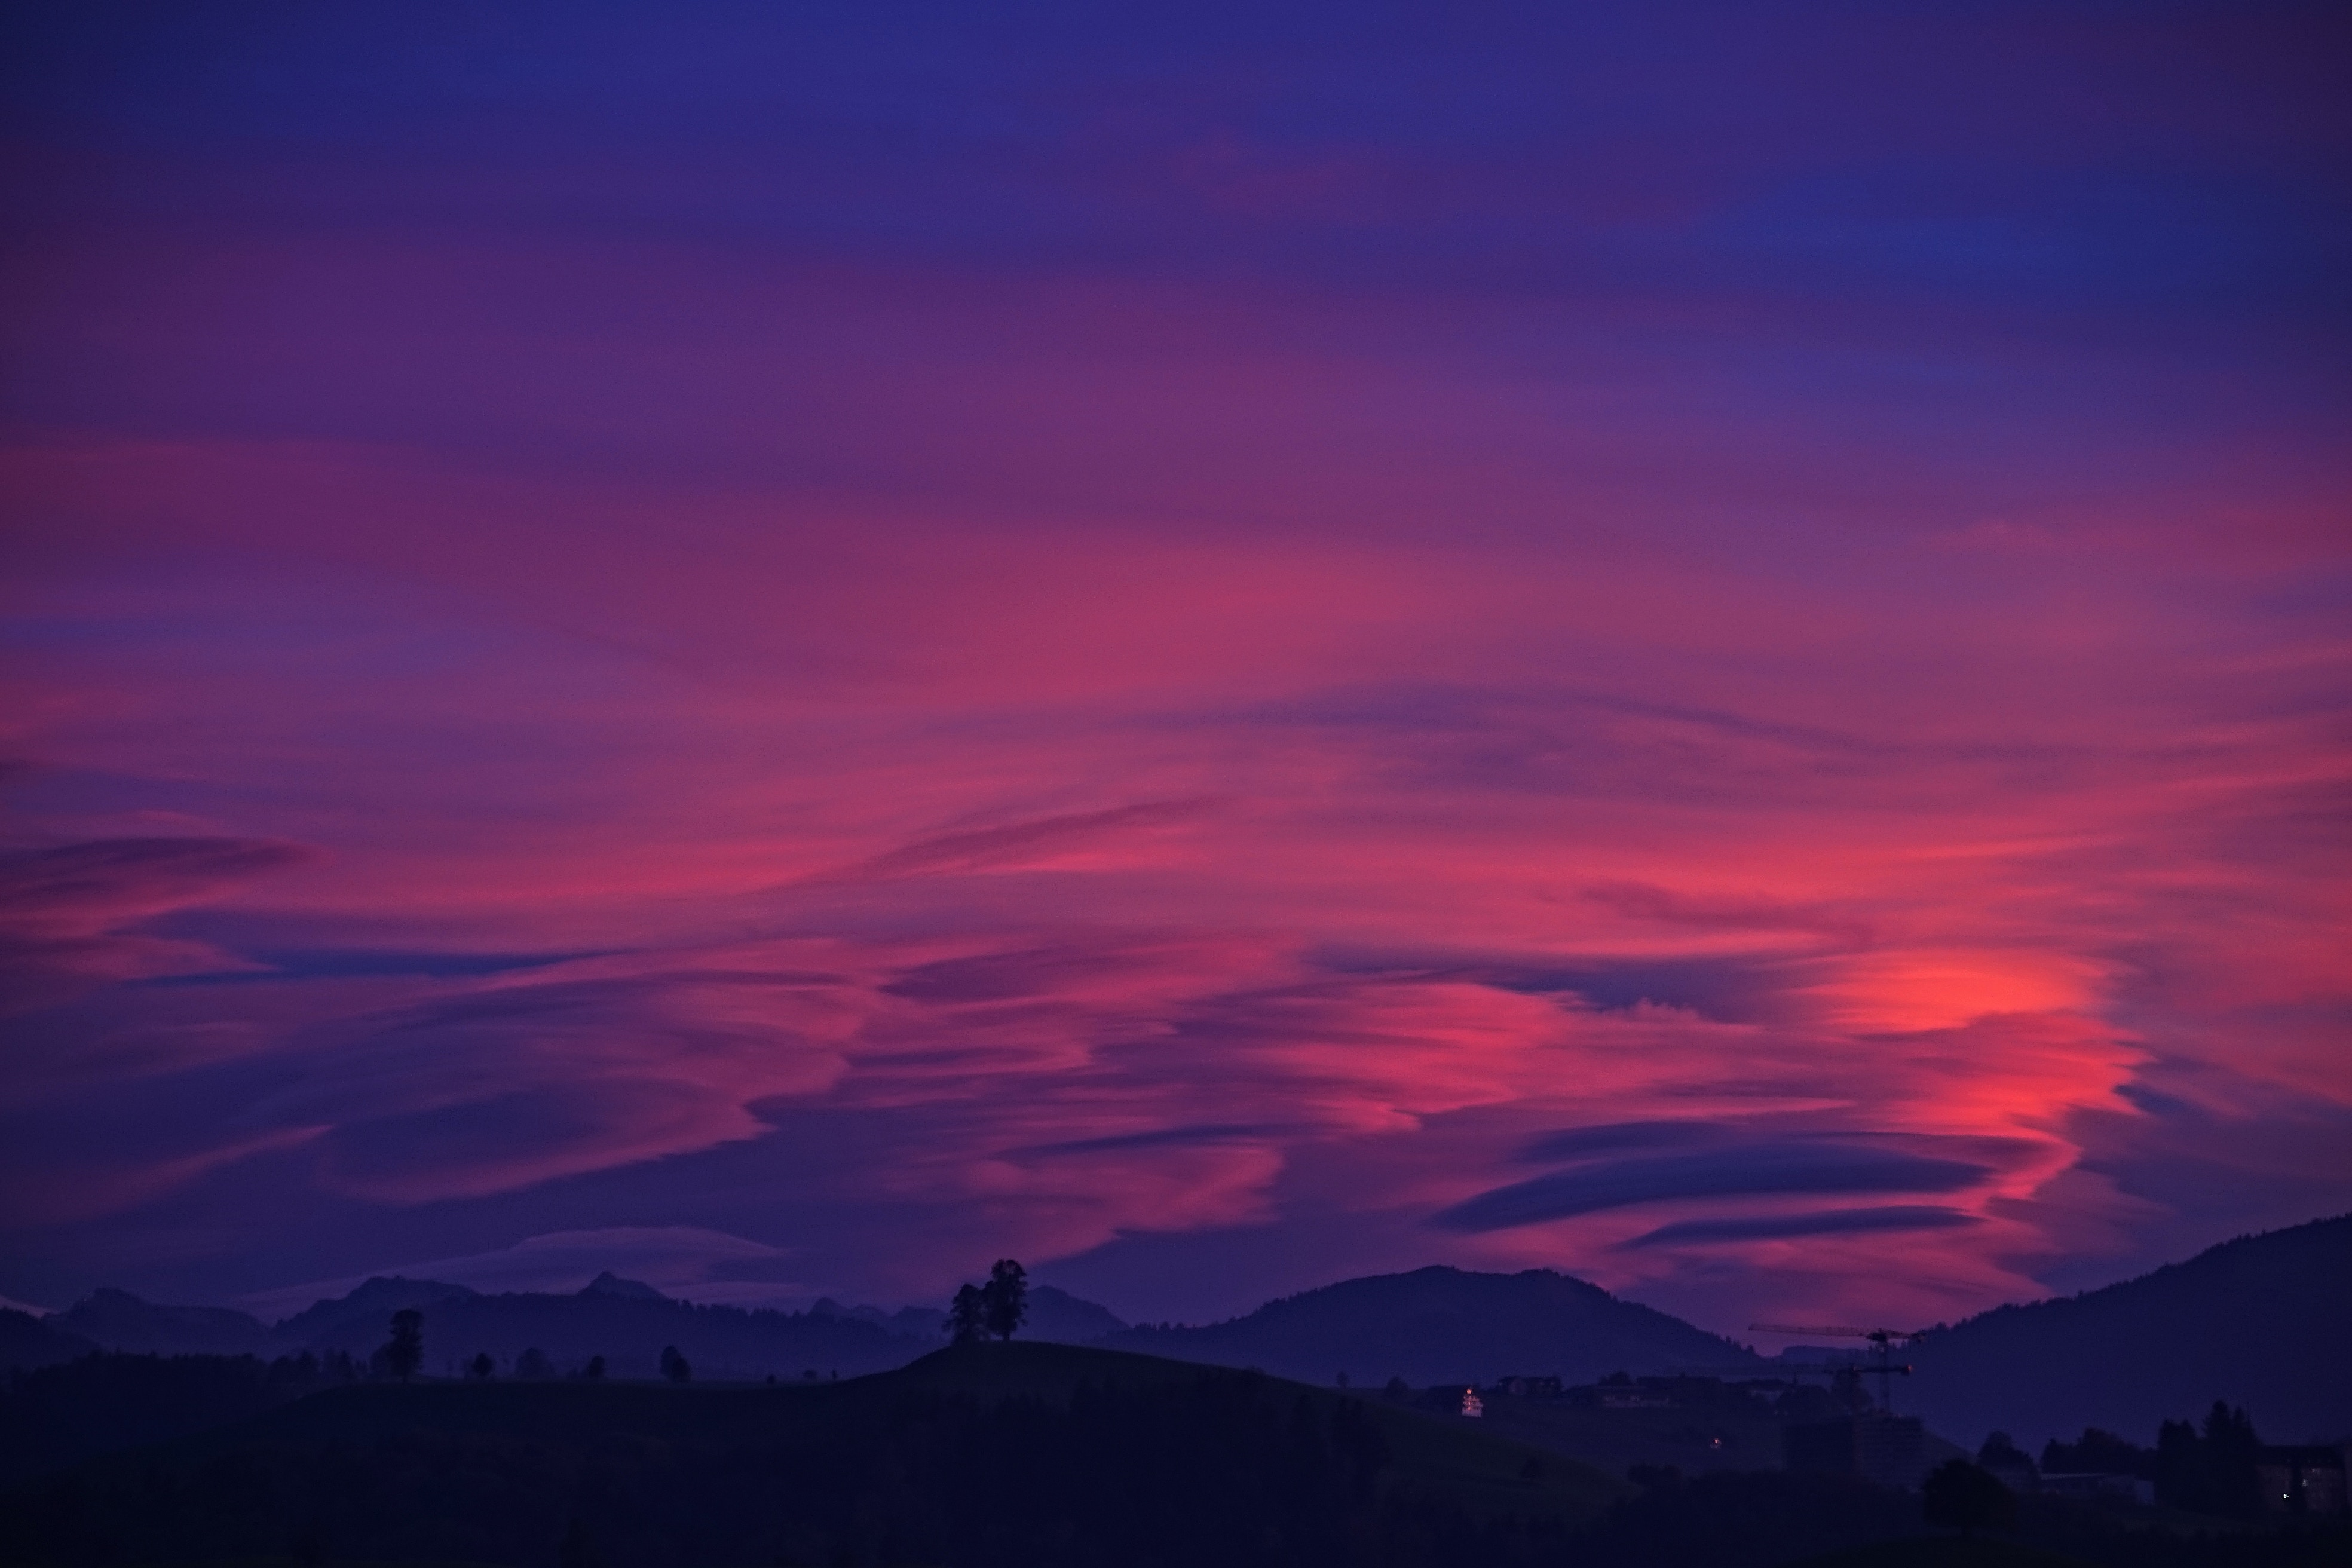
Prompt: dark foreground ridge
<box><xmin>0</xmin><ymin>1340</ymin><xmax>1622</xmax><ymax>1567</ymax></box>
<box><xmin>4</xmin><ymin>1341</ymin><xmax>2344</xmax><ymax>1568</ymax></box>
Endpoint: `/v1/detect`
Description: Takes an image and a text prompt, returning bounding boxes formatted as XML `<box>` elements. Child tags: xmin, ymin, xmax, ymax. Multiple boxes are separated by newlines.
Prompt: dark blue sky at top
<box><xmin>8</xmin><ymin>1</ymin><xmax>2345</xmax><ymax>558</ymax></box>
<box><xmin>8</xmin><ymin>4</ymin><xmax>2345</xmax><ymax>327</ymax></box>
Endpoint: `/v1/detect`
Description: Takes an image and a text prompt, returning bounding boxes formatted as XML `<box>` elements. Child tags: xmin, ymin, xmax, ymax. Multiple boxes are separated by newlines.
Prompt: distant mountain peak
<box><xmin>270</xmin><ymin>1276</ymin><xmax>481</xmax><ymax>1340</ymax></box>
<box><xmin>580</xmin><ymin>1270</ymin><xmax>670</xmax><ymax>1301</ymax></box>
<box><xmin>1104</xmin><ymin>1262</ymin><xmax>1748</xmax><ymax>1386</ymax></box>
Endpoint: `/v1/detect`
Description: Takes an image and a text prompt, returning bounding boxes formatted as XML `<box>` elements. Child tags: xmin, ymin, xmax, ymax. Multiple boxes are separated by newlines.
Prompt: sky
<box><xmin>1</xmin><ymin>1</ymin><xmax>2347</xmax><ymax>1337</ymax></box>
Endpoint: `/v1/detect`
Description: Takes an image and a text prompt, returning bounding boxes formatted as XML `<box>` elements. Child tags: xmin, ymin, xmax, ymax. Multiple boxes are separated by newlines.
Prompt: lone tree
<box><xmin>660</xmin><ymin>1345</ymin><xmax>693</xmax><ymax>1383</ymax></box>
<box><xmin>981</xmin><ymin>1258</ymin><xmax>1028</xmax><ymax>1342</ymax></box>
<box><xmin>379</xmin><ymin>1308</ymin><xmax>424</xmax><ymax>1382</ymax></box>
<box><xmin>468</xmin><ymin>1352</ymin><xmax>495</xmax><ymax>1380</ymax></box>
<box><xmin>947</xmin><ymin>1282</ymin><xmax>988</xmax><ymax>1345</ymax></box>
<box><xmin>583</xmin><ymin>1354</ymin><xmax>606</xmax><ymax>1380</ymax></box>
<box><xmin>1922</xmin><ymin>1459</ymin><xmax>2014</xmax><ymax>1538</ymax></box>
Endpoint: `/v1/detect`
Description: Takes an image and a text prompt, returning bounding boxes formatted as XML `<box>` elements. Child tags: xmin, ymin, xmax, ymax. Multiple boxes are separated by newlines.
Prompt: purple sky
<box><xmin>2</xmin><ymin>2</ymin><xmax>2347</xmax><ymax>1334</ymax></box>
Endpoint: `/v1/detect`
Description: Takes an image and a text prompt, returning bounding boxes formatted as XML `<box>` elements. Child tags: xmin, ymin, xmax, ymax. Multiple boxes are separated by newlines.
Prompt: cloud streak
<box><xmin>1619</xmin><ymin>1206</ymin><xmax>1980</xmax><ymax>1250</ymax></box>
<box><xmin>1432</xmin><ymin>1142</ymin><xmax>2001</xmax><ymax>1233</ymax></box>
<box><xmin>0</xmin><ymin>1</ymin><xmax>2343</xmax><ymax>1330</ymax></box>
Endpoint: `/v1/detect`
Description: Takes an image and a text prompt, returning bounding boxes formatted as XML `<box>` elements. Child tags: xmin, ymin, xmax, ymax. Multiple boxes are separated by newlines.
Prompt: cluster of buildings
<box><xmin>1976</xmin><ymin>1438</ymin><xmax>2350</xmax><ymax>1517</ymax></box>
<box><xmin>1446</xmin><ymin>1370</ymin><xmax>2351</xmax><ymax>1517</ymax></box>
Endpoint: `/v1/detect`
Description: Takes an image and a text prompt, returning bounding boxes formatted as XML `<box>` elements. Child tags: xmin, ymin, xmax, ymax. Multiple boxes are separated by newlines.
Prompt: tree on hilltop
<box><xmin>947</xmin><ymin>1283</ymin><xmax>988</xmax><ymax>1345</ymax></box>
<box><xmin>982</xmin><ymin>1259</ymin><xmax>1028</xmax><ymax>1342</ymax></box>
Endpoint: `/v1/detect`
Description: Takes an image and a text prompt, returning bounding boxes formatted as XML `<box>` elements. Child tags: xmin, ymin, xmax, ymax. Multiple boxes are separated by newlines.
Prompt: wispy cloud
<box><xmin>794</xmin><ymin>801</ymin><xmax>1215</xmax><ymax>889</ymax></box>
<box><xmin>1620</xmin><ymin>1206</ymin><xmax>1980</xmax><ymax>1249</ymax></box>
<box><xmin>1432</xmin><ymin>1141</ymin><xmax>2001</xmax><ymax>1233</ymax></box>
<box><xmin>0</xmin><ymin>1</ymin><xmax>2342</xmax><ymax>1330</ymax></box>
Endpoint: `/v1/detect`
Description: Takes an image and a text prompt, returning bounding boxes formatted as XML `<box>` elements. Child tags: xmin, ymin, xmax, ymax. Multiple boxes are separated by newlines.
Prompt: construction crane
<box><xmin>1748</xmin><ymin>1324</ymin><xmax>1926</xmax><ymax>1414</ymax></box>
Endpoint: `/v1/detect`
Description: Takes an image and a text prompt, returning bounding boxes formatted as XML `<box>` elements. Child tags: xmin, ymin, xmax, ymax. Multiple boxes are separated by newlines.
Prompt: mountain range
<box><xmin>4</xmin><ymin>1212</ymin><xmax>2344</xmax><ymax>1449</ymax></box>
<box><xmin>0</xmin><ymin>1270</ymin><xmax>1147</xmax><ymax>1382</ymax></box>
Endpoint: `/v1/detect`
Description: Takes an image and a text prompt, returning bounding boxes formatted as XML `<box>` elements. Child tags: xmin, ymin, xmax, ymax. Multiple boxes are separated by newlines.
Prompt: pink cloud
<box><xmin>1</xmin><ymin>87</ymin><xmax>2343</xmax><ymax>1325</ymax></box>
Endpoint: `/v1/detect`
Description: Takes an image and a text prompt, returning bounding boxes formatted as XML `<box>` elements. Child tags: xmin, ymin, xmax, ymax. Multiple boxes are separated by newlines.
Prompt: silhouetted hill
<box><xmin>841</xmin><ymin>1282</ymin><xmax>1127</xmax><ymax>1344</ymax></box>
<box><xmin>580</xmin><ymin>1269</ymin><xmax>666</xmax><ymax>1300</ymax></box>
<box><xmin>268</xmin><ymin>1275</ymin><xmax>482</xmax><ymax>1344</ymax></box>
<box><xmin>50</xmin><ymin>1287</ymin><xmax>274</xmax><ymax>1356</ymax></box>
<box><xmin>0</xmin><ymin>1309</ymin><xmax>93</xmax><ymax>1371</ymax></box>
<box><xmin>1102</xmin><ymin>1266</ymin><xmax>1757</xmax><ymax>1386</ymax></box>
<box><xmin>0</xmin><ymin>1341</ymin><xmax>1622</xmax><ymax>1567</ymax></box>
<box><xmin>1907</xmin><ymin>1214</ymin><xmax>2352</xmax><ymax>1449</ymax></box>
<box><xmin>1027</xmin><ymin>1282</ymin><xmax>1131</xmax><ymax>1340</ymax></box>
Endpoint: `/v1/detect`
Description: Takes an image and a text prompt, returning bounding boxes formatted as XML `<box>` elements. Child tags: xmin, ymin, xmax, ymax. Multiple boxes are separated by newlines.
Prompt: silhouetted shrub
<box><xmin>1922</xmin><ymin>1459</ymin><xmax>2014</xmax><ymax>1536</ymax></box>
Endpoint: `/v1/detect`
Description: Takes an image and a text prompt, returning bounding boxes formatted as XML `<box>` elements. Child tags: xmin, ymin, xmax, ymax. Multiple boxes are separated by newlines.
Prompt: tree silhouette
<box><xmin>1922</xmin><ymin>1459</ymin><xmax>2013</xmax><ymax>1537</ymax></box>
<box><xmin>947</xmin><ymin>1282</ymin><xmax>988</xmax><ymax>1345</ymax></box>
<box><xmin>468</xmin><ymin>1352</ymin><xmax>494</xmax><ymax>1380</ymax></box>
<box><xmin>516</xmin><ymin>1347</ymin><xmax>552</xmax><ymax>1380</ymax></box>
<box><xmin>2158</xmin><ymin>1401</ymin><xmax>2261</xmax><ymax>1517</ymax></box>
<box><xmin>981</xmin><ymin>1258</ymin><xmax>1028</xmax><ymax>1342</ymax></box>
<box><xmin>660</xmin><ymin>1345</ymin><xmax>693</xmax><ymax>1383</ymax></box>
<box><xmin>583</xmin><ymin>1354</ymin><xmax>606</xmax><ymax>1380</ymax></box>
<box><xmin>2041</xmin><ymin>1427</ymin><xmax>2150</xmax><ymax>1478</ymax></box>
<box><xmin>378</xmin><ymin>1308</ymin><xmax>424</xmax><ymax>1382</ymax></box>
<box><xmin>1977</xmin><ymin>1431</ymin><xmax>2027</xmax><ymax>1468</ymax></box>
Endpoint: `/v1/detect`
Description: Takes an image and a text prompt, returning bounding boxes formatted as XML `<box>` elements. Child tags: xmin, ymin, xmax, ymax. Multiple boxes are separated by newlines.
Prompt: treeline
<box><xmin>2041</xmin><ymin>1401</ymin><xmax>2273</xmax><ymax>1518</ymax></box>
<box><xmin>286</xmin><ymin>1285</ymin><xmax>920</xmax><ymax>1380</ymax></box>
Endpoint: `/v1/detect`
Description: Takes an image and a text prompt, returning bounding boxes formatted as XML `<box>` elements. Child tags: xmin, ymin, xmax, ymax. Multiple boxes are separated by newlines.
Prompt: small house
<box><xmin>2256</xmin><ymin>1446</ymin><xmax>2349</xmax><ymax>1516</ymax></box>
